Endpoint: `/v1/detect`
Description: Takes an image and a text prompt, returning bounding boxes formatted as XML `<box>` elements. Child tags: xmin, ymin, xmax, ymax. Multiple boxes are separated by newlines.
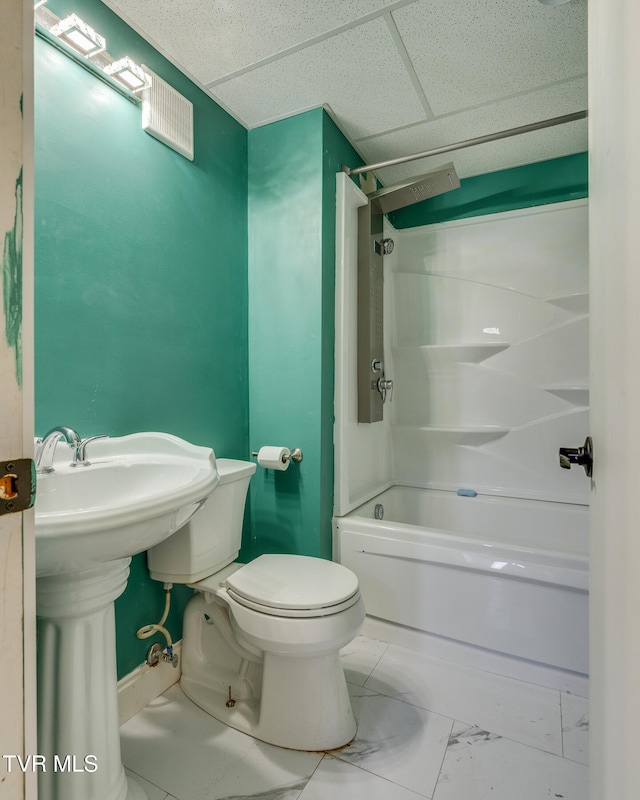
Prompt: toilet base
<box><xmin>181</xmin><ymin>594</ymin><xmax>358</xmax><ymax>750</ymax></box>
<box><xmin>182</xmin><ymin>649</ymin><xmax>356</xmax><ymax>751</ymax></box>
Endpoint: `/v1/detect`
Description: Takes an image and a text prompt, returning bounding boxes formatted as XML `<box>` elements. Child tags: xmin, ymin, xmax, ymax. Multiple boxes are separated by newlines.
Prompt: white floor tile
<box><xmin>298</xmin><ymin>755</ymin><xmax>426</xmax><ymax>800</ymax></box>
<box><xmin>365</xmin><ymin>645</ymin><xmax>563</xmax><ymax>754</ymax></box>
<box><xmin>331</xmin><ymin>684</ymin><xmax>453</xmax><ymax>798</ymax></box>
<box><xmin>125</xmin><ymin>770</ymin><xmax>171</xmax><ymax>800</ymax></box>
<box><xmin>562</xmin><ymin>692</ymin><xmax>589</xmax><ymax>765</ymax></box>
<box><xmin>119</xmin><ymin>645</ymin><xmax>587</xmax><ymax>800</ymax></box>
<box><xmin>433</xmin><ymin>723</ymin><xmax>588</xmax><ymax>800</ymax></box>
<box><xmin>341</xmin><ymin>635</ymin><xmax>389</xmax><ymax>686</ymax></box>
<box><xmin>120</xmin><ymin>685</ymin><xmax>322</xmax><ymax>800</ymax></box>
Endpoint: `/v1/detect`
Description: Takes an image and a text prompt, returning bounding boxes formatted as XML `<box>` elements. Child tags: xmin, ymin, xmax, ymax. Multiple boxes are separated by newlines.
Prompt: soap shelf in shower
<box><xmin>398</xmin><ymin>425</ymin><xmax>510</xmax><ymax>446</ymax></box>
<box><xmin>542</xmin><ymin>385</ymin><xmax>589</xmax><ymax>406</ymax></box>
<box><xmin>546</xmin><ymin>292</ymin><xmax>589</xmax><ymax>315</ymax></box>
<box><xmin>395</xmin><ymin>343</ymin><xmax>510</xmax><ymax>364</ymax></box>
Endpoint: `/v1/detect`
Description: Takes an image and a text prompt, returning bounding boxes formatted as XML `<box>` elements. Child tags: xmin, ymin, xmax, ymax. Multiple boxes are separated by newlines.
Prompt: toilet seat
<box><xmin>195</xmin><ymin>554</ymin><xmax>361</xmax><ymax>618</ymax></box>
<box><xmin>224</xmin><ymin>586</ymin><xmax>361</xmax><ymax>618</ymax></box>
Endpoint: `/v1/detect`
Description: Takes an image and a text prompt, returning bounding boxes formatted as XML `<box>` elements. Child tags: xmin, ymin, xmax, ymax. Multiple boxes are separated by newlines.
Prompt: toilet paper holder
<box><xmin>251</xmin><ymin>447</ymin><xmax>303</xmax><ymax>464</ymax></box>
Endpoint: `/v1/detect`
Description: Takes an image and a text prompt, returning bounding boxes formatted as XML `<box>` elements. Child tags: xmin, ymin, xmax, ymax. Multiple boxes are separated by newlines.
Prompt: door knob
<box><xmin>559</xmin><ymin>436</ymin><xmax>593</xmax><ymax>477</ymax></box>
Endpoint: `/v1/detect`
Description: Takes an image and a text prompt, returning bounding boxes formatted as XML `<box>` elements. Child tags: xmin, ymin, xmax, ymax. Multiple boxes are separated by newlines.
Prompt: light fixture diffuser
<box><xmin>104</xmin><ymin>57</ymin><xmax>151</xmax><ymax>92</ymax></box>
<box><xmin>50</xmin><ymin>14</ymin><xmax>106</xmax><ymax>57</ymax></box>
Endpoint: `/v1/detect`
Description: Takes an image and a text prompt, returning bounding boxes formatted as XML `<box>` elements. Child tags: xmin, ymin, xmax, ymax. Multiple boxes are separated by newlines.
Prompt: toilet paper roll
<box><xmin>257</xmin><ymin>446</ymin><xmax>290</xmax><ymax>471</ymax></box>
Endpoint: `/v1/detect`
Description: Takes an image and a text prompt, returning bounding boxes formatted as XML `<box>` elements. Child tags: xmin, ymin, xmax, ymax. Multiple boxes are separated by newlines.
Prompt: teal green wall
<box><xmin>245</xmin><ymin>109</ymin><xmax>361</xmax><ymax>561</ymax></box>
<box><xmin>389</xmin><ymin>152</ymin><xmax>588</xmax><ymax>228</ymax></box>
<box><xmin>247</xmin><ymin>110</ymin><xmax>325</xmax><ymax>559</ymax></box>
<box><xmin>34</xmin><ymin>0</ymin><xmax>248</xmax><ymax>678</ymax></box>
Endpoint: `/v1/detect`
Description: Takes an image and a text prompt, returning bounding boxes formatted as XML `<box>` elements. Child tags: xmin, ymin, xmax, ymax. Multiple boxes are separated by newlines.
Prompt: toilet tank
<box><xmin>147</xmin><ymin>458</ymin><xmax>256</xmax><ymax>584</ymax></box>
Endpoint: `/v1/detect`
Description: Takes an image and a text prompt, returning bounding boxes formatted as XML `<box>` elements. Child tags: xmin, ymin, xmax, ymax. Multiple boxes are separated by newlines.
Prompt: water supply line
<box><xmin>137</xmin><ymin>583</ymin><xmax>178</xmax><ymax>667</ymax></box>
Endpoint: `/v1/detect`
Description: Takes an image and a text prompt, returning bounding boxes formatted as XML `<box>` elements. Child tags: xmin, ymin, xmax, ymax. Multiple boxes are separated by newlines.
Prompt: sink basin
<box><xmin>35</xmin><ymin>431</ymin><xmax>219</xmax><ymax>576</ymax></box>
<box><xmin>34</xmin><ymin>431</ymin><xmax>219</xmax><ymax>800</ymax></box>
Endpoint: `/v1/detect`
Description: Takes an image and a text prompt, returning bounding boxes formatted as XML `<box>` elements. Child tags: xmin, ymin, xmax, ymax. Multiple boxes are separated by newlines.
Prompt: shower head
<box><xmin>367</xmin><ymin>162</ymin><xmax>460</xmax><ymax>214</ymax></box>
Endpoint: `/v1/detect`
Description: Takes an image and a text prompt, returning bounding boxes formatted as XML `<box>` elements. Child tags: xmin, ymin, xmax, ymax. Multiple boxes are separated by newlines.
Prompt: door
<box><xmin>589</xmin><ymin>1</ymin><xmax>640</xmax><ymax>798</ymax></box>
<box><xmin>0</xmin><ymin>0</ymin><xmax>36</xmax><ymax>797</ymax></box>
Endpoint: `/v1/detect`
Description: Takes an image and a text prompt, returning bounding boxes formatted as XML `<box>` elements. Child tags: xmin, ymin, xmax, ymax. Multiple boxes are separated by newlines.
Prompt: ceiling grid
<box><xmin>102</xmin><ymin>0</ymin><xmax>588</xmax><ymax>182</ymax></box>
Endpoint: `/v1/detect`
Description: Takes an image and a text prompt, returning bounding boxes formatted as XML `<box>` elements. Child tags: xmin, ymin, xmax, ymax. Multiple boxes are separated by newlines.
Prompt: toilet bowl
<box><xmin>147</xmin><ymin>458</ymin><xmax>364</xmax><ymax>751</ymax></box>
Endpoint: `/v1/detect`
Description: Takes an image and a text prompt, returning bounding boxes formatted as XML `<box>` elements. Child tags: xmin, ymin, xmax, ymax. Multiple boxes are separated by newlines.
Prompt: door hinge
<box><xmin>0</xmin><ymin>458</ymin><xmax>36</xmax><ymax>515</ymax></box>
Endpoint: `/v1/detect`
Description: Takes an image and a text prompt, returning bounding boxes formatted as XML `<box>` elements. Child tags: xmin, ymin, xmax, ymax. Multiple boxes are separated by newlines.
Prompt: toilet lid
<box><xmin>224</xmin><ymin>554</ymin><xmax>359</xmax><ymax>612</ymax></box>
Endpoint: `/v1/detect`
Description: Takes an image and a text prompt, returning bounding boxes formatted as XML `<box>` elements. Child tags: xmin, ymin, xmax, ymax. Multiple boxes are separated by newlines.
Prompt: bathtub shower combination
<box><xmin>336</xmin><ymin>487</ymin><xmax>588</xmax><ymax>680</ymax></box>
<box><xmin>334</xmin><ymin>174</ymin><xmax>590</xmax><ymax>691</ymax></box>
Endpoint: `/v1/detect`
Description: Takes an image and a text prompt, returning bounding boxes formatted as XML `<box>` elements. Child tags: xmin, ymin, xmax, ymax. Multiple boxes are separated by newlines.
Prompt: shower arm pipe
<box><xmin>343</xmin><ymin>110</ymin><xmax>587</xmax><ymax>177</ymax></box>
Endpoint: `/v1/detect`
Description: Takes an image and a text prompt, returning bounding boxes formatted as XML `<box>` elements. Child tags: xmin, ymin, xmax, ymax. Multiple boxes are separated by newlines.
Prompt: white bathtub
<box><xmin>335</xmin><ymin>486</ymin><xmax>589</xmax><ymax>681</ymax></box>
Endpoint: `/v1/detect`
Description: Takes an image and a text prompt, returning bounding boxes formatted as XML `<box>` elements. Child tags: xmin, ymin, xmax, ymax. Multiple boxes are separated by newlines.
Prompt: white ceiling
<box><xmin>102</xmin><ymin>0</ymin><xmax>588</xmax><ymax>185</ymax></box>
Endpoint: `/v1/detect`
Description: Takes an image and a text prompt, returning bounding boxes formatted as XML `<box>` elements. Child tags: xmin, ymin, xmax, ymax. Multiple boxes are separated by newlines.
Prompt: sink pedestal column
<box><xmin>36</xmin><ymin>558</ymin><xmax>147</xmax><ymax>800</ymax></box>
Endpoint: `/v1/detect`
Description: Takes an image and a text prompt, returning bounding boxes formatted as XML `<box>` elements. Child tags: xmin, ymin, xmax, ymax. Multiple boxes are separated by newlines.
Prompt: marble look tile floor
<box><xmin>120</xmin><ymin>636</ymin><xmax>589</xmax><ymax>800</ymax></box>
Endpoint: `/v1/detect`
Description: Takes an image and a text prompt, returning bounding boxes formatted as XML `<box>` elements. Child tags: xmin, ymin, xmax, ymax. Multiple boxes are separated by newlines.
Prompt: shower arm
<box><xmin>343</xmin><ymin>110</ymin><xmax>587</xmax><ymax>178</ymax></box>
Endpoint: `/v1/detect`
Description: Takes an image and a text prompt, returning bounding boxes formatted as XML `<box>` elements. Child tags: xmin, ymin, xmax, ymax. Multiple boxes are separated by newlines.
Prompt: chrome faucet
<box><xmin>71</xmin><ymin>434</ymin><xmax>109</xmax><ymax>467</ymax></box>
<box><xmin>35</xmin><ymin>426</ymin><xmax>81</xmax><ymax>473</ymax></box>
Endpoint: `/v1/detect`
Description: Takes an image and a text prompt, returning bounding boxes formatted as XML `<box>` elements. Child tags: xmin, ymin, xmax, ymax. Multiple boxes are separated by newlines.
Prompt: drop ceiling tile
<box><xmin>107</xmin><ymin>0</ymin><xmax>402</xmax><ymax>85</ymax></box>
<box><xmin>210</xmin><ymin>17</ymin><xmax>427</xmax><ymax>137</ymax></box>
<box><xmin>355</xmin><ymin>77</ymin><xmax>587</xmax><ymax>182</ymax></box>
<box><xmin>392</xmin><ymin>0</ymin><xmax>587</xmax><ymax>116</ymax></box>
<box><xmin>374</xmin><ymin>122</ymin><xmax>587</xmax><ymax>186</ymax></box>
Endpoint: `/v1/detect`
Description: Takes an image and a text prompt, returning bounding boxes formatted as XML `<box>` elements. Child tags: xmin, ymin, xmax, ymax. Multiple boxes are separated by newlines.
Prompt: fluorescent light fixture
<box><xmin>104</xmin><ymin>57</ymin><xmax>151</xmax><ymax>92</ymax></box>
<box><xmin>50</xmin><ymin>14</ymin><xmax>106</xmax><ymax>57</ymax></box>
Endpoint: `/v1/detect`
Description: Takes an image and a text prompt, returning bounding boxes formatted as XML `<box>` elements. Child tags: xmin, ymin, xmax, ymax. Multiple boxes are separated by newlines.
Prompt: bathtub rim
<box><xmin>334</xmin><ymin>478</ymin><xmax>590</xmax><ymax>520</ymax></box>
<box><xmin>335</xmin><ymin>484</ymin><xmax>588</xmax><ymax>592</ymax></box>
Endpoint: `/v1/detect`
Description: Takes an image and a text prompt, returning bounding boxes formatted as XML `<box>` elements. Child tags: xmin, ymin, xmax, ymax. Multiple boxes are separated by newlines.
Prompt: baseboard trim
<box><xmin>118</xmin><ymin>641</ymin><xmax>182</xmax><ymax>725</ymax></box>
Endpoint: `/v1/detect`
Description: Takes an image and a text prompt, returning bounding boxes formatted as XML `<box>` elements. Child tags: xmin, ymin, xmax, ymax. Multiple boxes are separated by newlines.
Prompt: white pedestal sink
<box><xmin>35</xmin><ymin>432</ymin><xmax>219</xmax><ymax>800</ymax></box>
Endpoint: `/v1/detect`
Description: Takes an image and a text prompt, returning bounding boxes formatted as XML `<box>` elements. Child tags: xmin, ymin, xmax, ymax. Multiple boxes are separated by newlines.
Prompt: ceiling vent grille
<box><xmin>141</xmin><ymin>67</ymin><xmax>194</xmax><ymax>161</ymax></box>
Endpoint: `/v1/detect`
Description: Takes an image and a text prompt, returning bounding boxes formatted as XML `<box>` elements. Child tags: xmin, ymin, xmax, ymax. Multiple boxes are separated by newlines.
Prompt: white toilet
<box><xmin>147</xmin><ymin>458</ymin><xmax>365</xmax><ymax>751</ymax></box>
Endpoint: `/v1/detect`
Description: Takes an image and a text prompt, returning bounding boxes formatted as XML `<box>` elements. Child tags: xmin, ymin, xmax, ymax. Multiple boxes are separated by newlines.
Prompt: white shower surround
<box><xmin>390</xmin><ymin>197</ymin><xmax>589</xmax><ymax>503</ymax></box>
<box><xmin>333</xmin><ymin>174</ymin><xmax>589</xmax><ymax>689</ymax></box>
